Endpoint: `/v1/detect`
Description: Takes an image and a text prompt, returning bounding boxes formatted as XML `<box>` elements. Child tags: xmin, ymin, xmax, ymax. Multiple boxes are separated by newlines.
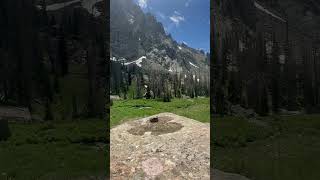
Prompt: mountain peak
<box><xmin>111</xmin><ymin>0</ymin><xmax>209</xmax><ymax>73</ymax></box>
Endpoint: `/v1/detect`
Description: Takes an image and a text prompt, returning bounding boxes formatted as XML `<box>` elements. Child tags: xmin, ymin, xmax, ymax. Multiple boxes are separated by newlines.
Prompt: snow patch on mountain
<box><xmin>37</xmin><ymin>0</ymin><xmax>80</xmax><ymax>11</ymax></box>
<box><xmin>128</xmin><ymin>14</ymin><xmax>135</xmax><ymax>24</ymax></box>
<box><xmin>254</xmin><ymin>1</ymin><xmax>286</xmax><ymax>22</ymax></box>
<box><xmin>82</xmin><ymin>0</ymin><xmax>103</xmax><ymax>17</ymax></box>
<box><xmin>111</xmin><ymin>57</ymin><xmax>127</xmax><ymax>63</ymax></box>
<box><xmin>189</xmin><ymin>62</ymin><xmax>199</xmax><ymax>68</ymax></box>
<box><xmin>124</xmin><ymin>56</ymin><xmax>146</xmax><ymax>67</ymax></box>
<box><xmin>129</xmin><ymin>18</ymin><xmax>135</xmax><ymax>24</ymax></box>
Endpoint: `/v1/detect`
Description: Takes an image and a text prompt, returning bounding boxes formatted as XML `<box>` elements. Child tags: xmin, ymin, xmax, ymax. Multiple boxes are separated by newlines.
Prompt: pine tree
<box><xmin>145</xmin><ymin>85</ymin><xmax>151</xmax><ymax>99</ymax></box>
<box><xmin>72</xmin><ymin>95</ymin><xmax>78</xmax><ymax>119</ymax></box>
<box><xmin>0</xmin><ymin>119</ymin><xmax>11</xmax><ymax>141</ymax></box>
<box><xmin>45</xmin><ymin>99</ymin><xmax>53</xmax><ymax>121</ymax></box>
<box><xmin>58</xmin><ymin>31</ymin><xmax>68</xmax><ymax>76</ymax></box>
<box><xmin>50</xmin><ymin>16</ymin><xmax>57</xmax><ymax>27</ymax></box>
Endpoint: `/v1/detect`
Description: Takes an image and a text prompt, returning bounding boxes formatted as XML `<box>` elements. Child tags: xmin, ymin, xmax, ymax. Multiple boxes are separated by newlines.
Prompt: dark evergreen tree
<box><xmin>45</xmin><ymin>98</ymin><xmax>53</xmax><ymax>120</ymax></box>
<box><xmin>145</xmin><ymin>85</ymin><xmax>151</xmax><ymax>99</ymax></box>
<box><xmin>0</xmin><ymin>119</ymin><xmax>11</xmax><ymax>141</ymax></box>
<box><xmin>50</xmin><ymin>16</ymin><xmax>57</xmax><ymax>27</ymax></box>
<box><xmin>58</xmin><ymin>31</ymin><xmax>68</xmax><ymax>76</ymax></box>
<box><xmin>72</xmin><ymin>95</ymin><xmax>78</xmax><ymax>119</ymax></box>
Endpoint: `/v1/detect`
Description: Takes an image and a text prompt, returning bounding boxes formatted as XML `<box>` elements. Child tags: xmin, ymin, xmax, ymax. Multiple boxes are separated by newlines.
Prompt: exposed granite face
<box><xmin>110</xmin><ymin>113</ymin><xmax>210</xmax><ymax>179</ymax></box>
<box><xmin>110</xmin><ymin>0</ymin><xmax>209</xmax><ymax>75</ymax></box>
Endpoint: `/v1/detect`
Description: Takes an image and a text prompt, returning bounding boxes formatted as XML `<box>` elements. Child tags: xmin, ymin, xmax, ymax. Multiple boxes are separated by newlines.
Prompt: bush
<box><xmin>0</xmin><ymin>119</ymin><xmax>11</xmax><ymax>141</ymax></box>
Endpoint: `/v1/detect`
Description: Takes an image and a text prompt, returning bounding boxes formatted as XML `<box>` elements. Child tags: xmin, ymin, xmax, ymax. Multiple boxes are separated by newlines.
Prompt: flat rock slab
<box><xmin>0</xmin><ymin>106</ymin><xmax>31</xmax><ymax>122</ymax></box>
<box><xmin>110</xmin><ymin>113</ymin><xmax>210</xmax><ymax>179</ymax></box>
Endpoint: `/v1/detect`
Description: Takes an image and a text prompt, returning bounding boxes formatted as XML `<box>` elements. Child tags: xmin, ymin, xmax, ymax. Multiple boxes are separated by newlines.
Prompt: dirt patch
<box><xmin>127</xmin><ymin>116</ymin><xmax>183</xmax><ymax>136</ymax></box>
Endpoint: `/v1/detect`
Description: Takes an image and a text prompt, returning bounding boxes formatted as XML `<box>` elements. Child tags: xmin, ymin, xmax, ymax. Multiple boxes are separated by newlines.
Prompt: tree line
<box><xmin>0</xmin><ymin>0</ymin><xmax>107</xmax><ymax>121</ymax></box>
<box><xmin>110</xmin><ymin>61</ymin><xmax>209</xmax><ymax>102</ymax></box>
<box><xmin>212</xmin><ymin>0</ymin><xmax>320</xmax><ymax>116</ymax></box>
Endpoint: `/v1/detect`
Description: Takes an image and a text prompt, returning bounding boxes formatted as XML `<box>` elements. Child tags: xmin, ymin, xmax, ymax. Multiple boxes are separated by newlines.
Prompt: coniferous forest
<box><xmin>3</xmin><ymin>0</ymin><xmax>320</xmax><ymax>179</ymax></box>
<box><xmin>212</xmin><ymin>0</ymin><xmax>320</xmax><ymax>116</ymax></box>
<box><xmin>0</xmin><ymin>0</ymin><xmax>108</xmax><ymax>179</ymax></box>
<box><xmin>212</xmin><ymin>1</ymin><xmax>320</xmax><ymax>180</ymax></box>
<box><xmin>0</xmin><ymin>0</ymin><xmax>107</xmax><ymax>119</ymax></box>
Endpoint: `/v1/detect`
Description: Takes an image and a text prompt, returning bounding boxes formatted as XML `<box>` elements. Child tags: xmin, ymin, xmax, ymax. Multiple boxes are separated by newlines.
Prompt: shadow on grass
<box><xmin>0</xmin><ymin>119</ymin><xmax>108</xmax><ymax>180</ymax></box>
<box><xmin>213</xmin><ymin>115</ymin><xmax>320</xmax><ymax>180</ymax></box>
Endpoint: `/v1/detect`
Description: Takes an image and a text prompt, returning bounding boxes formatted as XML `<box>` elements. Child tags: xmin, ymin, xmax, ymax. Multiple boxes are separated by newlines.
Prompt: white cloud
<box><xmin>138</xmin><ymin>0</ymin><xmax>148</xmax><ymax>9</ymax></box>
<box><xmin>174</xmin><ymin>10</ymin><xmax>181</xmax><ymax>15</ymax></box>
<box><xmin>169</xmin><ymin>11</ymin><xmax>185</xmax><ymax>26</ymax></box>
<box><xmin>170</xmin><ymin>15</ymin><xmax>185</xmax><ymax>26</ymax></box>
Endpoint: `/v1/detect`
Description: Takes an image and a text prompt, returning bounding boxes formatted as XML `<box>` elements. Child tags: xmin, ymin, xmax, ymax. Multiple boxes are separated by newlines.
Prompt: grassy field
<box><xmin>213</xmin><ymin>115</ymin><xmax>320</xmax><ymax>180</ymax></box>
<box><xmin>0</xmin><ymin>120</ymin><xmax>108</xmax><ymax>180</ymax></box>
<box><xmin>110</xmin><ymin>97</ymin><xmax>210</xmax><ymax>127</ymax></box>
<box><xmin>0</xmin><ymin>63</ymin><xmax>109</xmax><ymax>179</ymax></box>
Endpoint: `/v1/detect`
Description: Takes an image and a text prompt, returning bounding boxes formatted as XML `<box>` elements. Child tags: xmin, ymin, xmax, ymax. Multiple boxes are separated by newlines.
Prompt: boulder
<box><xmin>231</xmin><ymin>104</ymin><xmax>257</xmax><ymax>118</ymax></box>
<box><xmin>0</xmin><ymin>106</ymin><xmax>31</xmax><ymax>123</ymax></box>
<box><xmin>110</xmin><ymin>113</ymin><xmax>210</xmax><ymax>179</ymax></box>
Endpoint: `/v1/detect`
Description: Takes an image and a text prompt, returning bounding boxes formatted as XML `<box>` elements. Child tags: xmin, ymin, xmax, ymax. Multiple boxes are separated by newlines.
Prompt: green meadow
<box><xmin>110</xmin><ymin>97</ymin><xmax>210</xmax><ymax>127</ymax></box>
<box><xmin>213</xmin><ymin>115</ymin><xmax>320</xmax><ymax>180</ymax></box>
<box><xmin>0</xmin><ymin>120</ymin><xmax>108</xmax><ymax>180</ymax></box>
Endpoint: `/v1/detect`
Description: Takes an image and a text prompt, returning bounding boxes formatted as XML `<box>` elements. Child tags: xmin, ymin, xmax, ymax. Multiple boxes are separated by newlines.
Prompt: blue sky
<box><xmin>134</xmin><ymin>0</ymin><xmax>210</xmax><ymax>53</ymax></box>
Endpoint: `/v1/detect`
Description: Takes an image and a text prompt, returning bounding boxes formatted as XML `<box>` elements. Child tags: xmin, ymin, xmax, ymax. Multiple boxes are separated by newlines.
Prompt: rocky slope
<box><xmin>222</xmin><ymin>0</ymin><xmax>320</xmax><ymax>35</ymax></box>
<box><xmin>36</xmin><ymin>0</ymin><xmax>104</xmax><ymax>18</ymax></box>
<box><xmin>110</xmin><ymin>0</ymin><xmax>209</xmax><ymax>76</ymax></box>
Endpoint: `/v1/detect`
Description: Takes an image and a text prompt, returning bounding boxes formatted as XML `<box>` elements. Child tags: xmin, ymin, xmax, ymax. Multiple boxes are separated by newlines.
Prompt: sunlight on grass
<box><xmin>110</xmin><ymin>98</ymin><xmax>210</xmax><ymax>127</ymax></box>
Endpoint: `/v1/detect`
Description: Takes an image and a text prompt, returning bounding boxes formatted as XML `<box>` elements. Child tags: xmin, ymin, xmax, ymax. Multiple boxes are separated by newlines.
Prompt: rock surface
<box><xmin>110</xmin><ymin>0</ymin><xmax>209</xmax><ymax>75</ymax></box>
<box><xmin>212</xmin><ymin>169</ymin><xmax>251</xmax><ymax>180</ymax></box>
<box><xmin>110</xmin><ymin>113</ymin><xmax>210</xmax><ymax>179</ymax></box>
<box><xmin>0</xmin><ymin>106</ymin><xmax>31</xmax><ymax>123</ymax></box>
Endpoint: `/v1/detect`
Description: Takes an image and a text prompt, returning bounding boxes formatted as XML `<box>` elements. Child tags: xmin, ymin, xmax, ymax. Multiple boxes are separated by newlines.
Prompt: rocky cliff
<box><xmin>110</xmin><ymin>0</ymin><xmax>209</xmax><ymax>76</ymax></box>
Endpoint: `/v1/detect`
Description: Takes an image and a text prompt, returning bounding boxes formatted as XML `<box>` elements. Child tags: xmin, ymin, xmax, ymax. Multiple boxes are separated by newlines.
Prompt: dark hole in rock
<box><xmin>128</xmin><ymin>116</ymin><xmax>183</xmax><ymax>136</ymax></box>
<box><xmin>154</xmin><ymin>116</ymin><xmax>174</xmax><ymax>122</ymax></box>
<box><xmin>150</xmin><ymin>117</ymin><xmax>158</xmax><ymax>123</ymax></box>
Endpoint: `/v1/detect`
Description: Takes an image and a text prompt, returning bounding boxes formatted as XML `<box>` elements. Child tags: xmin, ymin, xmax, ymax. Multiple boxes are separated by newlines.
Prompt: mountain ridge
<box><xmin>110</xmin><ymin>0</ymin><xmax>209</xmax><ymax>75</ymax></box>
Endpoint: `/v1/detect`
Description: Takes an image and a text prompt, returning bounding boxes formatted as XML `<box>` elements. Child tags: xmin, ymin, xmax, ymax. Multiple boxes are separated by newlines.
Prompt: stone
<box><xmin>110</xmin><ymin>113</ymin><xmax>210</xmax><ymax>179</ymax></box>
<box><xmin>141</xmin><ymin>158</ymin><xmax>164</xmax><ymax>176</ymax></box>
<box><xmin>230</xmin><ymin>104</ymin><xmax>257</xmax><ymax>118</ymax></box>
